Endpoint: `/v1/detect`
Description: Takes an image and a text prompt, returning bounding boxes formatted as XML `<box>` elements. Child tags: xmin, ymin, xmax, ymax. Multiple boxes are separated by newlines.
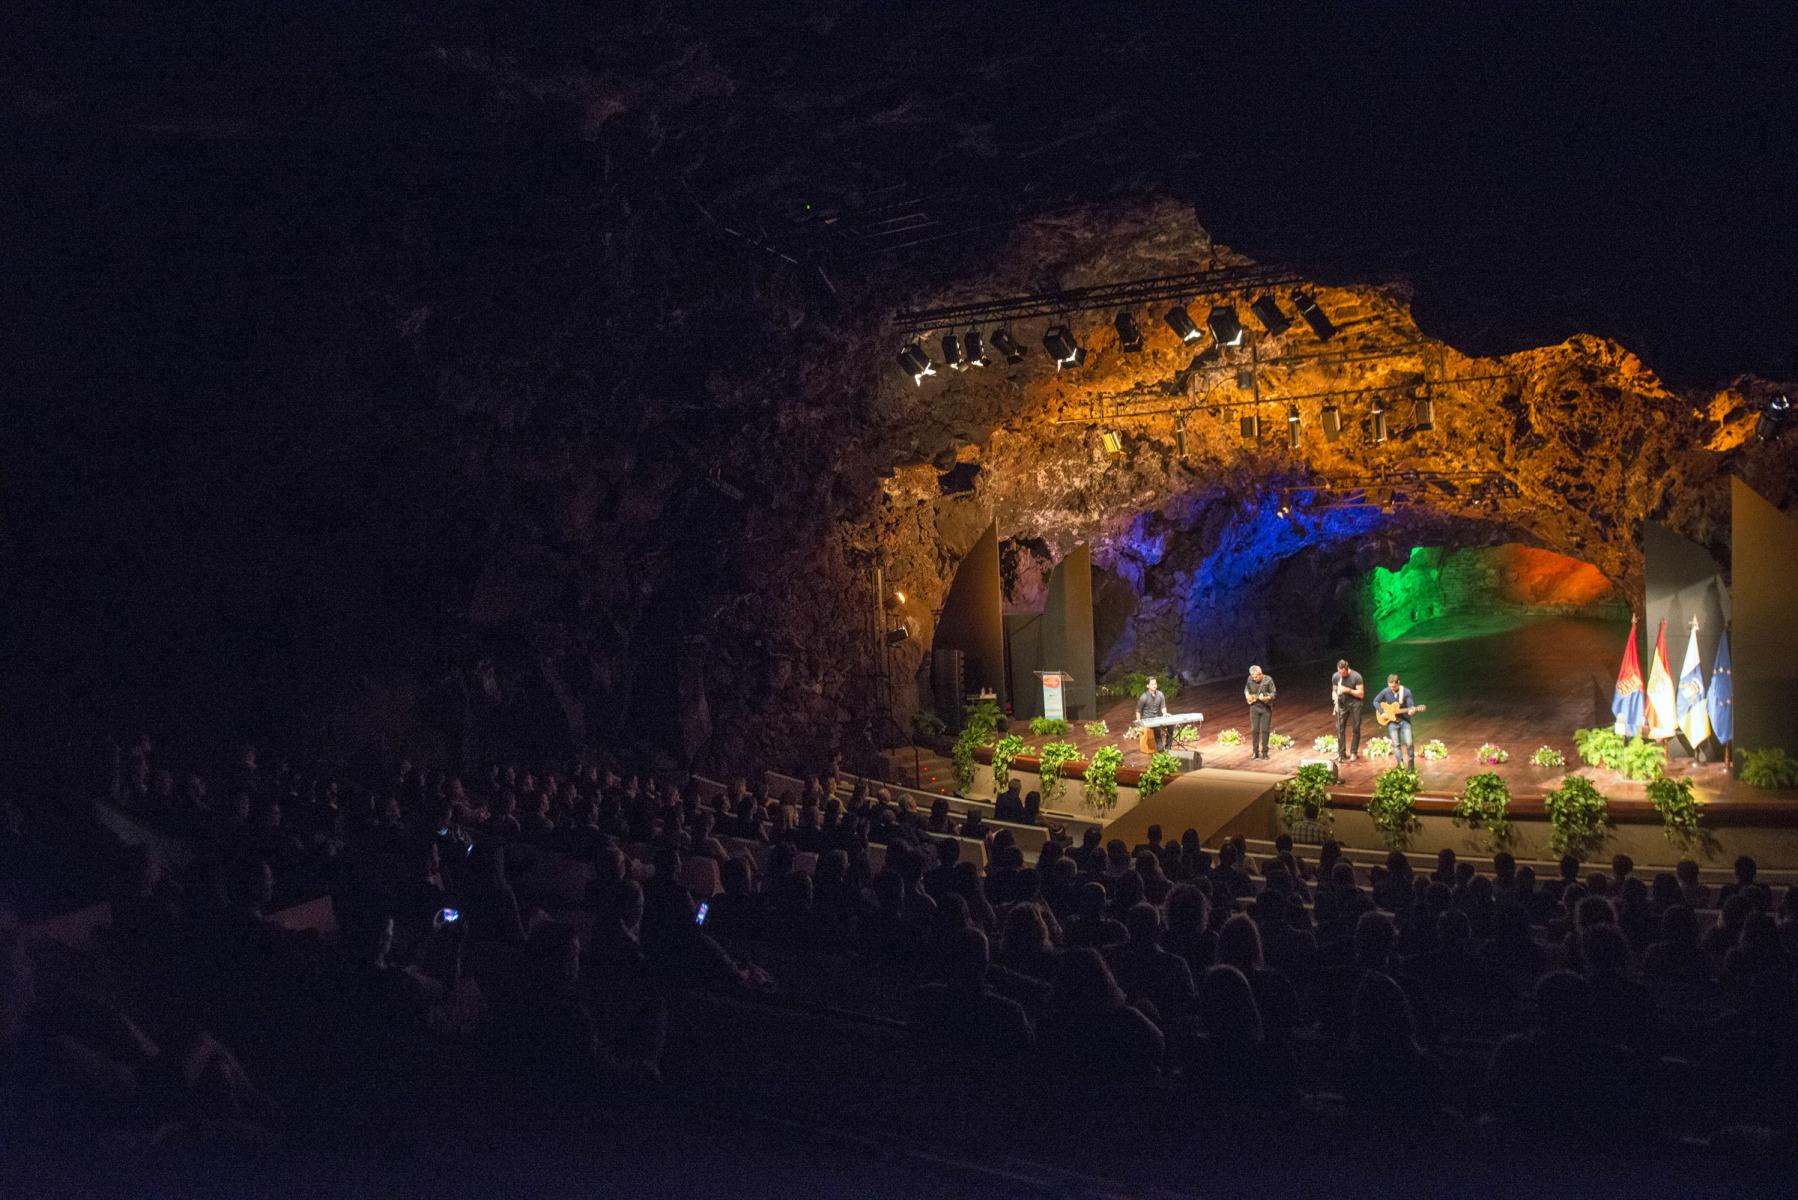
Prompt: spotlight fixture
<box><xmin>1174</xmin><ymin>414</ymin><xmax>1187</xmax><ymax>458</ymax></box>
<box><xmin>990</xmin><ymin>328</ymin><xmax>1027</xmax><ymax>365</ymax></box>
<box><xmin>1291</xmin><ymin>290</ymin><xmax>1337</xmax><ymax>340</ymax></box>
<box><xmin>886</xmin><ymin>625</ymin><xmax>911</xmax><ymax>645</ymax></box>
<box><xmin>895</xmin><ymin>342</ymin><xmax>936</xmax><ymax>386</ymax></box>
<box><xmin>1370</xmin><ymin>399</ymin><xmax>1388</xmax><ymax>444</ymax></box>
<box><xmin>1321</xmin><ymin>404</ymin><xmax>1343</xmax><ymax>442</ymax></box>
<box><xmin>1208</xmin><ymin>304</ymin><xmax>1246</xmax><ymax>348</ymax></box>
<box><xmin>1164</xmin><ymin>305</ymin><xmax>1203</xmax><ymax>343</ymax></box>
<box><xmin>1101</xmin><ymin>431</ymin><xmax>1123</xmax><ymax>455</ymax></box>
<box><xmin>1756</xmin><ymin>394</ymin><xmax>1792</xmax><ymax>441</ymax></box>
<box><xmin>1286</xmin><ymin>404</ymin><xmax>1302</xmax><ymax>449</ymax></box>
<box><xmin>1236</xmin><ymin>368</ymin><xmax>1257</xmax><ymax>390</ymax></box>
<box><xmin>1114</xmin><ymin>310</ymin><xmax>1145</xmax><ymax>352</ymax></box>
<box><xmin>889</xmin><ymin>590</ymin><xmax>907</xmax><ymax>607</ymax></box>
<box><xmin>1250</xmin><ymin>293</ymin><xmax>1293</xmax><ymax>337</ymax></box>
<box><xmin>1043</xmin><ymin>325</ymin><xmax>1085</xmax><ymax>370</ymax></box>
<box><xmin>1239</xmin><ymin>414</ymin><xmax>1260</xmax><ymax>441</ymax></box>
<box><xmin>941</xmin><ymin>332</ymin><xmax>967</xmax><ymax>371</ymax></box>
<box><xmin>1413</xmin><ymin>396</ymin><xmax>1435</xmax><ymax>432</ymax></box>
<box><xmin>963</xmin><ymin>330</ymin><xmax>989</xmax><ymax>368</ymax></box>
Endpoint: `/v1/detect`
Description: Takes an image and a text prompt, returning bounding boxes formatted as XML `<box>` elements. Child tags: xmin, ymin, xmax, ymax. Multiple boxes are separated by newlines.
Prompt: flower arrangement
<box><xmin>1313</xmin><ymin>734</ymin><xmax>1339</xmax><ymax>756</ymax></box>
<box><xmin>1083</xmin><ymin>720</ymin><xmax>1111</xmax><ymax>737</ymax></box>
<box><xmin>1268</xmin><ymin>732</ymin><xmax>1294</xmax><ymax>751</ymax></box>
<box><xmin>1475</xmin><ymin>743</ymin><xmax>1509</xmax><ymax>765</ymax></box>
<box><xmin>1365</xmin><ymin>736</ymin><xmax>1393</xmax><ymax>758</ymax></box>
<box><xmin>1216</xmin><ymin>728</ymin><xmax>1243</xmax><ymax>747</ymax></box>
<box><xmin>1529</xmin><ymin>746</ymin><xmax>1566</xmax><ymax>768</ymax></box>
<box><xmin>1175</xmin><ymin>724</ymin><xmax>1200</xmax><ymax>744</ymax></box>
<box><xmin>1420</xmin><ymin>739</ymin><xmax>1449</xmax><ymax>762</ymax></box>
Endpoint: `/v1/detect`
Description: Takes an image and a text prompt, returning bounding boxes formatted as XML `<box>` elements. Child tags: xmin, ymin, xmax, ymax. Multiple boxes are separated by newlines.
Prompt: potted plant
<box><xmin>1312</xmin><ymin>734</ymin><xmax>1339</xmax><ymax>757</ymax></box>
<box><xmin>1217</xmin><ymin>728</ymin><xmax>1243</xmax><ymax>747</ymax></box>
<box><xmin>1084</xmin><ymin>745</ymin><xmax>1125</xmax><ymax>813</ymax></box>
<box><xmin>1645</xmin><ymin>775</ymin><xmax>1703</xmax><ymax>847</ymax></box>
<box><xmin>1452</xmin><ymin>771</ymin><xmax>1513</xmax><ymax>850</ymax></box>
<box><xmin>1543</xmin><ymin>775</ymin><xmax>1612</xmax><ymax>857</ymax></box>
<box><xmin>990</xmin><ymin>734</ymin><xmax>1026</xmax><ymax>791</ymax></box>
<box><xmin>1137</xmin><ymin>751</ymin><xmax>1182</xmax><ymax>799</ymax></box>
<box><xmin>1528</xmin><ymin>746</ymin><xmax>1566</xmax><ymax>769</ymax></box>
<box><xmin>1474</xmin><ymin>743</ymin><xmax>1509</xmax><ymax>765</ymax></box>
<box><xmin>1367</xmin><ymin>767</ymin><xmax>1421</xmax><ymax>849</ymax></box>
<box><xmin>1740</xmin><ymin>748</ymin><xmax>1798</xmax><ymax>789</ymax></box>
<box><xmin>1036</xmin><ymin>740</ymin><xmax>1080</xmax><ymax>809</ymax></box>
<box><xmin>1278</xmin><ymin>762</ymin><xmax>1336</xmax><ymax>830</ymax></box>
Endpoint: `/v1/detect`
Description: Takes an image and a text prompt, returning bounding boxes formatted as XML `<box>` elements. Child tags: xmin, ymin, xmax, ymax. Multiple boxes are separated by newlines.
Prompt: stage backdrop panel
<box><xmin>1041</xmin><ymin>544</ymin><xmax>1097</xmax><ymax>722</ymax></box>
<box><xmin>1731</xmin><ymin>478</ymin><xmax>1798</xmax><ymax>763</ymax></box>
<box><xmin>1004</xmin><ymin>612</ymin><xmax>1043</xmax><ymax>719</ymax></box>
<box><xmin>935</xmin><ymin>521</ymin><xmax>1007</xmax><ymax>709</ymax></box>
<box><xmin>1642</xmin><ymin>520</ymin><xmax>1730</xmax><ymax>757</ymax></box>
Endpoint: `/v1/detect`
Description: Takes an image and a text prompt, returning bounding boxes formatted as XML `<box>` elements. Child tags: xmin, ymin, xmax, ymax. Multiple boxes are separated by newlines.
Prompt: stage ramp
<box><xmin>1100</xmin><ymin>767</ymin><xmax>1280</xmax><ymax>849</ymax></box>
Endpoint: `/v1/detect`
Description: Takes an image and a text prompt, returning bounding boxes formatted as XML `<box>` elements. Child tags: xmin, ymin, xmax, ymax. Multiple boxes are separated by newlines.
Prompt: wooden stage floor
<box><xmin>908</xmin><ymin>614</ymin><xmax>1776</xmax><ymax>806</ymax></box>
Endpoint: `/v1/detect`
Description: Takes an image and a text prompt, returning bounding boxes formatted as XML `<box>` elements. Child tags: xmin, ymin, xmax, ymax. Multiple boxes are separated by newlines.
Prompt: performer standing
<box><xmin>1331</xmin><ymin>658</ymin><xmax>1366</xmax><ymax>762</ymax></box>
<box><xmin>1244</xmin><ymin>665</ymin><xmax>1276</xmax><ymax>759</ymax></box>
<box><xmin>1372</xmin><ymin>673</ymin><xmax>1421</xmax><ymax>770</ymax></box>
<box><xmin>1136</xmin><ymin>677</ymin><xmax>1172</xmax><ymax>751</ymax></box>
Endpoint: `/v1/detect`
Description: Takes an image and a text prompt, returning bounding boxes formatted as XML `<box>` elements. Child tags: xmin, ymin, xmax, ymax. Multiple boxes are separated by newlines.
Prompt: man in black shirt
<box><xmin>1244</xmin><ymin>665</ymin><xmax>1276</xmax><ymax>759</ymax></box>
<box><xmin>1331</xmin><ymin>659</ymin><xmax>1366</xmax><ymax>762</ymax></box>
<box><xmin>1137</xmin><ymin>677</ymin><xmax>1172</xmax><ymax>751</ymax></box>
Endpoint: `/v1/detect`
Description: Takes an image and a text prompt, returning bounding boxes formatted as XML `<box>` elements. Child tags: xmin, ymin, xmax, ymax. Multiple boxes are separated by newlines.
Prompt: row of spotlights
<box><xmin>895</xmin><ymin>291</ymin><xmax>1335</xmax><ymax>385</ymax></box>
<box><xmin>1229</xmin><ymin>396</ymin><xmax>1434</xmax><ymax>446</ymax></box>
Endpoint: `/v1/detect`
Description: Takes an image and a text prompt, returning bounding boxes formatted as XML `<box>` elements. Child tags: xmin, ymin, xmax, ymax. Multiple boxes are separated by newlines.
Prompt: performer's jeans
<box><xmin>1336</xmin><ymin>702</ymin><xmax>1363</xmax><ymax>758</ymax></box>
<box><xmin>1155</xmin><ymin>724</ymin><xmax>1174</xmax><ymax>751</ymax></box>
<box><xmin>1249</xmin><ymin>706</ymin><xmax>1272</xmax><ymax>755</ymax></box>
<box><xmin>1390</xmin><ymin>720</ymin><xmax>1415</xmax><ymax>768</ymax></box>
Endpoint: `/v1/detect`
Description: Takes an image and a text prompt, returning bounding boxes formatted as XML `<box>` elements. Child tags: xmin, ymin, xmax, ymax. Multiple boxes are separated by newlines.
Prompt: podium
<box><xmin>1035</xmin><ymin>671</ymin><xmax>1074</xmax><ymax>722</ymax></box>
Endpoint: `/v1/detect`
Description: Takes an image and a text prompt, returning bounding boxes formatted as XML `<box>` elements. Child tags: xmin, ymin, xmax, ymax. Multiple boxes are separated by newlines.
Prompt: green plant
<box><xmin>1366</xmin><ymin>736</ymin><xmax>1393</xmax><ymax>758</ymax></box>
<box><xmin>1740</xmin><ymin>748</ymin><xmax>1798</xmax><ymax>789</ymax></box>
<box><xmin>1084</xmin><ymin>745</ymin><xmax>1125</xmax><ymax>813</ymax></box>
<box><xmin>1367</xmin><ymin>768</ymin><xmax>1422</xmax><ymax>849</ymax></box>
<box><xmin>1278</xmin><ymin>762</ymin><xmax>1336</xmax><ymax>828</ymax></box>
<box><xmin>1035</xmin><ymin>740</ymin><xmax>1081</xmax><ymax>809</ymax></box>
<box><xmin>950</xmin><ymin>700</ymin><xmax>1003</xmax><ymax>795</ymax></box>
<box><xmin>911</xmin><ymin>709</ymin><xmax>946</xmax><ymax>741</ymax></box>
<box><xmin>1645</xmin><ymin>776</ymin><xmax>1703</xmax><ymax>846</ymax></box>
<box><xmin>1313</xmin><ymin>734</ymin><xmax>1339</xmax><ymax>756</ymax></box>
<box><xmin>1101</xmin><ymin>670</ymin><xmax>1181</xmax><ymax>701</ymax></box>
<box><xmin>1083</xmin><ymin>720</ymin><xmax>1110</xmax><ymax>737</ymax></box>
<box><xmin>1475</xmin><ymin>743</ymin><xmax>1508</xmax><ymax>765</ymax></box>
<box><xmin>1137</xmin><ymin>751</ymin><xmax>1182</xmax><ymax>799</ymax></box>
<box><xmin>1574</xmin><ymin>727</ymin><xmax>1625</xmax><ymax>771</ymax></box>
<box><xmin>990</xmin><ymin>734</ymin><xmax>1027</xmax><ymax>791</ymax></box>
<box><xmin>1543</xmin><ymin>775</ymin><xmax>1612</xmax><ymax>857</ymax></box>
<box><xmin>1452</xmin><ymin>771</ymin><xmax>1513</xmax><ymax>849</ymax></box>
<box><xmin>1268</xmin><ymin>732</ymin><xmax>1294</xmax><ymax>751</ymax></box>
<box><xmin>1419</xmin><ymin>739</ymin><xmax>1449</xmax><ymax>761</ymax></box>
<box><xmin>1217</xmin><ymin>728</ymin><xmax>1243</xmax><ymax>747</ymax></box>
<box><xmin>1175</xmin><ymin>724</ymin><xmax>1200</xmax><ymax>744</ymax></box>
<box><xmin>1617</xmin><ymin>736</ymin><xmax>1667</xmax><ymax>782</ymax></box>
<box><xmin>1029</xmin><ymin>716</ymin><xmax>1071</xmax><ymax>737</ymax></box>
<box><xmin>1529</xmin><ymin>746</ymin><xmax>1566</xmax><ymax>768</ymax></box>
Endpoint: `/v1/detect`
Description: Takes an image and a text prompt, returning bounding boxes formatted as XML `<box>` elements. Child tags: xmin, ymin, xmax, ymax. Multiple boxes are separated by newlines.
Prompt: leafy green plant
<box><xmin>1083</xmin><ymin>720</ymin><xmax>1110</xmax><ymax>737</ymax></box>
<box><xmin>1268</xmin><ymin>732</ymin><xmax>1294</xmax><ymax>751</ymax></box>
<box><xmin>1529</xmin><ymin>746</ymin><xmax>1566</xmax><ymax>768</ymax></box>
<box><xmin>1366</xmin><ymin>767</ymin><xmax>1421</xmax><ymax>849</ymax></box>
<box><xmin>911</xmin><ymin>709</ymin><xmax>947</xmax><ymax>741</ymax></box>
<box><xmin>1084</xmin><ymin>745</ymin><xmax>1124</xmax><ymax>813</ymax></box>
<box><xmin>1278</xmin><ymin>762</ymin><xmax>1336</xmax><ymax>828</ymax></box>
<box><xmin>1366</xmin><ymin>736</ymin><xmax>1393</xmax><ymax>759</ymax></box>
<box><xmin>1574</xmin><ymin>727</ymin><xmax>1625</xmax><ymax>771</ymax></box>
<box><xmin>1420</xmin><ymin>739</ymin><xmax>1449</xmax><ymax>762</ymax></box>
<box><xmin>1175</xmin><ymin>724</ymin><xmax>1200</xmax><ymax>744</ymax></box>
<box><xmin>1035</xmin><ymin>740</ymin><xmax>1081</xmax><ymax>809</ymax></box>
<box><xmin>1029</xmin><ymin>716</ymin><xmax>1071</xmax><ymax>737</ymax></box>
<box><xmin>1645</xmin><ymin>776</ymin><xmax>1702</xmax><ymax>846</ymax></box>
<box><xmin>990</xmin><ymin>734</ymin><xmax>1027</xmax><ymax>791</ymax></box>
<box><xmin>1313</xmin><ymin>734</ymin><xmax>1339</xmax><ymax>756</ymax></box>
<box><xmin>1217</xmin><ymin>728</ymin><xmax>1243</xmax><ymax>747</ymax></box>
<box><xmin>1137</xmin><ymin>751</ymin><xmax>1182</xmax><ymax>799</ymax></box>
<box><xmin>950</xmin><ymin>700</ymin><xmax>1003</xmax><ymax>794</ymax></box>
<box><xmin>1617</xmin><ymin>736</ymin><xmax>1667</xmax><ymax>782</ymax></box>
<box><xmin>1475</xmin><ymin>743</ymin><xmax>1508</xmax><ymax>765</ymax></box>
<box><xmin>1740</xmin><ymin>748</ymin><xmax>1798</xmax><ymax>789</ymax></box>
<box><xmin>1543</xmin><ymin>775</ymin><xmax>1612</xmax><ymax>857</ymax></box>
<box><xmin>1101</xmin><ymin>670</ymin><xmax>1181</xmax><ymax>700</ymax></box>
<box><xmin>1452</xmin><ymin>771</ymin><xmax>1513</xmax><ymax>849</ymax></box>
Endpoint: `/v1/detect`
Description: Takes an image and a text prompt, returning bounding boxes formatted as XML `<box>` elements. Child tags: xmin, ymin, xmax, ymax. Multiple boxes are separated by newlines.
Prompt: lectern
<box><xmin>1035</xmin><ymin>671</ymin><xmax>1074</xmax><ymax>722</ymax></box>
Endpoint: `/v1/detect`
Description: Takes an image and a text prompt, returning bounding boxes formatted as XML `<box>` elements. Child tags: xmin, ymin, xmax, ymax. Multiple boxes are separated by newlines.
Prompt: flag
<box><xmin>1644</xmin><ymin>619</ymin><xmax>1678</xmax><ymax>740</ymax></box>
<box><xmin>1708</xmin><ymin>628</ymin><xmax>1734</xmax><ymax>746</ymax></box>
<box><xmin>1676</xmin><ymin>620</ymin><xmax>1711</xmax><ymax>749</ymax></box>
<box><xmin>1611</xmin><ymin>615</ymin><xmax>1645</xmax><ymax>737</ymax></box>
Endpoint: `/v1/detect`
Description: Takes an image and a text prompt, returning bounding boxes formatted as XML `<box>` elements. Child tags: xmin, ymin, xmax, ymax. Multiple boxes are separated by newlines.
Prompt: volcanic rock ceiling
<box><xmin>10</xmin><ymin>2</ymin><xmax>1796</xmax><ymax>766</ymax></box>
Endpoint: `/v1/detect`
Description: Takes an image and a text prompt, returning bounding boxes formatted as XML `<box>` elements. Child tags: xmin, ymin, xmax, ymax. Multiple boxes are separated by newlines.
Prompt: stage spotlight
<box><xmin>1101</xmin><ymin>431</ymin><xmax>1123</xmax><ymax>454</ymax></box>
<box><xmin>941</xmin><ymin>332</ymin><xmax>967</xmax><ymax>371</ymax></box>
<box><xmin>1756</xmin><ymin>394</ymin><xmax>1792</xmax><ymax>441</ymax></box>
<box><xmin>1286</xmin><ymin>404</ymin><xmax>1302</xmax><ymax>448</ymax></box>
<box><xmin>990</xmin><ymin>328</ymin><xmax>1027</xmax><ymax>365</ymax></box>
<box><xmin>963</xmin><ymin>331</ymin><xmax>989</xmax><ymax>368</ymax></box>
<box><xmin>1277</xmin><ymin>501</ymin><xmax>1292</xmax><ymax>518</ymax></box>
<box><xmin>886</xmin><ymin>625</ymin><xmax>911</xmax><ymax>645</ymax></box>
<box><xmin>1250</xmin><ymin>293</ymin><xmax>1293</xmax><ymax>336</ymax></box>
<box><xmin>1370</xmin><ymin>399</ymin><xmax>1388</xmax><ymax>444</ymax></box>
<box><xmin>1291</xmin><ymin>290</ymin><xmax>1337</xmax><ymax>340</ymax></box>
<box><xmin>1164</xmin><ymin>305</ymin><xmax>1203</xmax><ymax>343</ymax></box>
<box><xmin>1321</xmin><ymin>404</ymin><xmax>1343</xmax><ymax>442</ymax></box>
<box><xmin>1239</xmin><ymin>414</ymin><xmax>1260</xmax><ymax>441</ymax></box>
<box><xmin>1236</xmin><ymin>369</ymin><xmax>1256</xmax><ymax>390</ymax></box>
<box><xmin>896</xmin><ymin>342</ymin><xmax>936</xmax><ymax>386</ymax></box>
<box><xmin>1043</xmin><ymin>325</ymin><xmax>1085</xmax><ymax>370</ymax></box>
<box><xmin>1174</xmin><ymin>414</ymin><xmax>1187</xmax><ymax>458</ymax></box>
<box><xmin>1114</xmin><ymin>310</ymin><xmax>1145</xmax><ymax>352</ymax></box>
<box><xmin>1413</xmin><ymin>396</ymin><xmax>1435</xmax><ymax>432</ymax></box>
<box><xmin>1208</xmin><ymin>304</ymin><xmax>1246</xmax><ymax>348</ymax></box>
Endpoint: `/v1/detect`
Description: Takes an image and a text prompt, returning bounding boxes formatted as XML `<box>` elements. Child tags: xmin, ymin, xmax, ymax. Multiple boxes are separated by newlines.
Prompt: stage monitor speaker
<box><xmin>1299</xmin><ymin>756</ymin><xmax>1341</xmax><ymax>782</ymax></box>
<box><xmin>930</xmin><ymin>649</ymin><xmax>965</xmax><ymax>731</ymax></box>
<box><xmin>1173</xmin><ymin>749</ymin><xmax>1202</xmax><ymax>771</ymax></box>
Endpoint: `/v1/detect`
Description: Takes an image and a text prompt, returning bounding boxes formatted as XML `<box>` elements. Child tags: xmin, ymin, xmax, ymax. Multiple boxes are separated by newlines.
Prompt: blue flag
<box><xmin>1708</xmin><ymin>628</ymin><xmax>1733</xmax><ymax>746</ymax></box>
<box><xmin>1611</xmin><ymin>617</ymin><xmax>1645</xmax><ymax>736</ymax></box>
<box><xmin>1676</xmin><ymin>621</ymin><xmax>1710</xmax><ymax>748</ymax></box>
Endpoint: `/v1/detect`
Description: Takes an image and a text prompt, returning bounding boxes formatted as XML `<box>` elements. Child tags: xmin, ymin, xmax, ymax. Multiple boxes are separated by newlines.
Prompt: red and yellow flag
<box><xmin>1644</xmin><ymin>619</ymin><xmax>1678</xmax><ymax>740</ymax></box>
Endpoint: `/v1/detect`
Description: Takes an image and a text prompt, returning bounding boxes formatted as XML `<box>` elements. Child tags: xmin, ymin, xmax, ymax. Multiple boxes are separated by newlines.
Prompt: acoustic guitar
<box><xmin>1375</xmin><ymin>700</ymin><xmax>1427</xmax><ymax>727</ymax></box>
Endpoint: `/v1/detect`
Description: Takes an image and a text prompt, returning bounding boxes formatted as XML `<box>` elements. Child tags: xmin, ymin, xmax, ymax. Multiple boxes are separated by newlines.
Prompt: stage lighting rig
<box><xmin>1291</xmin><ymin>290</ymin><xmax>1336</xmax><ymax>340</ymax></box>
<box><xmin>1208</xmin><ymin>304</ymin><xmax>1246</xmax><ymax>348</ymax></box>
<box><xmin>1250</xmin><ymin>293</ymin><xmax>1293</xmax><ymax>336</ymax></box>
<box><xmin>1043</xmin><ymin>325</ymin><xmax>1086</xmax><ymax>370</ymax></box>
<box><xmin>963</xmin><ymin>331</ymin><xmax>989</xmax><ymax>368</ymax></box>
<box><xmin>941</xmin><ymin>332</ymin><xmax>967</xmax><ymax>371</ymax></box>
<box><xmin>1412</xmin><ymin>396</ymin><xmax>1435</xmax><ymax>432</ymax></box>
<box><xmin>1239</xmin><ymin>414</ymin><xmax>1260</xmax><ymax>441</ymax></box>
<box><xmin>896</xmin><ymin>342</ymin><xmax>936</xmax><ymax>385</ymax></box>
<box><xmin>1320</xmin><ymin>404</ymin><xmax>1343</xmax><ymax>442</ymax></box>
<box><xmin>1164</xmin><ymin>305</ymin><xmax>1203</xmax><ymax>343</ymax></box>
<box><xmin>1101</xmin><ymin>431</ymin><xmax>1124</xmax><ymax>454</ymax></box>
<box><xmin>1115</xmin><ymin>310</ymin><xmax>1145</xmax><ymax>352</ymax></box>
<box><xmin>1286</xmin><ymin>404</ymin><xmax>1302</xmax><ymax>448</ymax></box>
<box><xmin>1370</xmin><ymin>398</ymin><xmax>1388</xmax><ymax>444</ymax></box>
<box><xmin>990</xmin><ymin>328</ymin><xmax>1027</xmax><ymax>364</ymax></box>
<box><xmin>1756</xmin><ymin>395</ymin><xmax>1792</xmax><ymax>441</ymax></box>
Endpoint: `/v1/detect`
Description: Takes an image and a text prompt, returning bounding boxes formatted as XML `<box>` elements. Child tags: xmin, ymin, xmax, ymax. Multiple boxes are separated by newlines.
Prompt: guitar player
<box><xmin>1372</xmin><ymin>673</ymin><xmax>1422</xmax><ymax>769</ymax></box>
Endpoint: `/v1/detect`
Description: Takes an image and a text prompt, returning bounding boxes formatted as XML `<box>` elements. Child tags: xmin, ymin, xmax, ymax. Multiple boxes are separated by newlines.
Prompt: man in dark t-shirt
<box><xmin>1331</xmin><ymin>659</ymin><xmax>1366</xmax><ymax>762</ymax></box>
<box><xmin>1137</xmin><ymin>677</ymin><xmax>1171</xmax><ymax>751</ymax></box>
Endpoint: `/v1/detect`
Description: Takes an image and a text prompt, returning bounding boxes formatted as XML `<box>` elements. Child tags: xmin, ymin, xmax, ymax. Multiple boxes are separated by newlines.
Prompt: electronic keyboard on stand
<box><xmin>1129</xmin><ymin>711</ymin><xmax>1205</xmax><ymax>756</ymax></box>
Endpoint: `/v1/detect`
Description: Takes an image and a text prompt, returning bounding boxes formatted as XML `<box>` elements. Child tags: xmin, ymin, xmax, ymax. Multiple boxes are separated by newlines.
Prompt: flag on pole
<box><xmin>1708</xmin><ymin>628</ymin><xmax>1734</xmax><ymax>746</ymax></box>
<box><xmin>1676</xmin><ymin>619</ymin><xmax>1711</xmax><ymax>749</ymax></box>
<box><xmin>1645</xmin><ymin>619</ymin><xmax>1678</xmax><ymax>740</ymax></box>
<box><xmin>1611</xmin><ymin>616</ymin><xmax>1645</xmax><ymax>737</ymax></box>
